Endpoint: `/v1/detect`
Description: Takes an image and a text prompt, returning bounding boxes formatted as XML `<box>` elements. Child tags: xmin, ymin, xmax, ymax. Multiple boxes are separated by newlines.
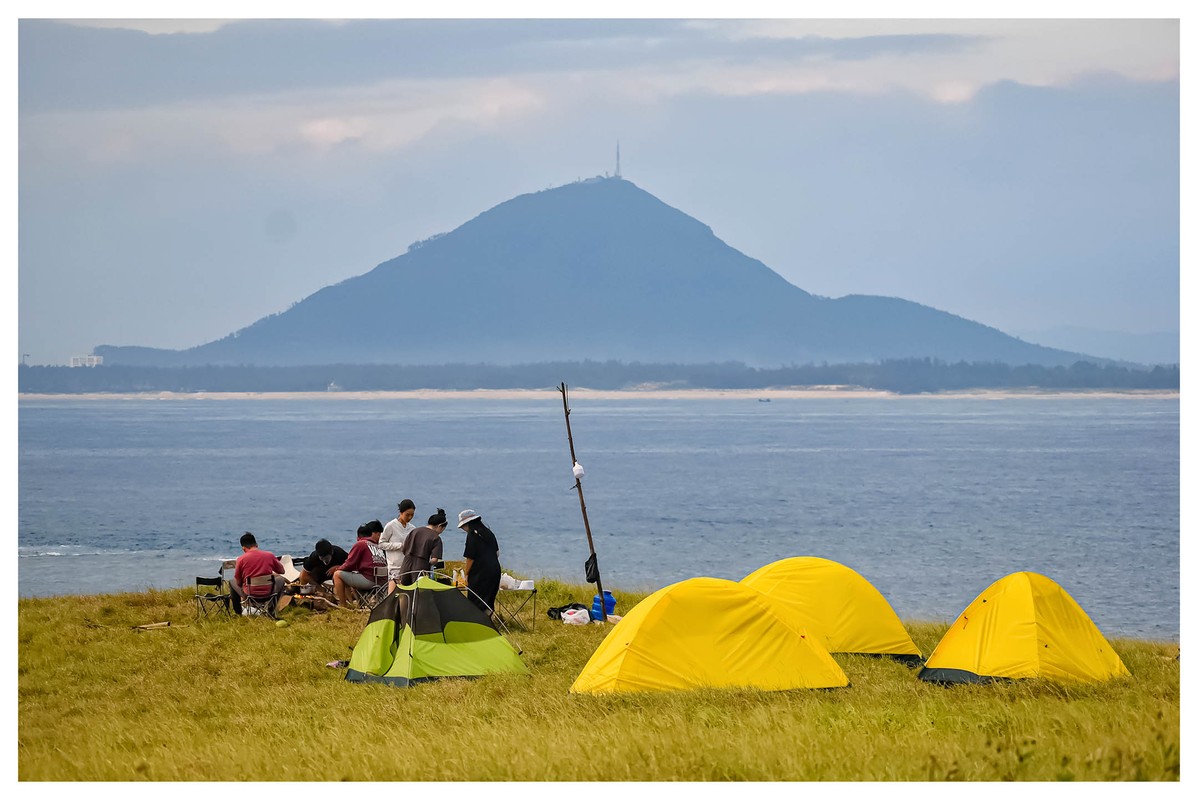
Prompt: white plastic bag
<box><xmin>562</xmin><ymin>608</ymin><xmax>591</xmax><ymax>625</ymax></box>
<box><xmin>499</xmin><ymin>573</ymin><xmax>520</xmax><ymax>590</ymax></box>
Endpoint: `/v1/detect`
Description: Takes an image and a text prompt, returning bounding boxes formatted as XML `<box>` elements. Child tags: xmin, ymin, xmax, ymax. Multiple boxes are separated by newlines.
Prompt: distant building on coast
<box><xmin>69</xmin><ymin>355</ymin><xmax>103</xmax><ymax>367</ymax></box>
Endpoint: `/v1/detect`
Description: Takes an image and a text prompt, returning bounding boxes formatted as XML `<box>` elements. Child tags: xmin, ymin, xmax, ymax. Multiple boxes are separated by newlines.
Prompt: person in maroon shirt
<box><xmin>230</xmin><ymin>532</ymin><xmax>286</xmax><ymax>615</ymax></box>
<box><xmin>333</xmin><ymin>522</ymin><xmax>387</xmax><ymax>606</ymax></box>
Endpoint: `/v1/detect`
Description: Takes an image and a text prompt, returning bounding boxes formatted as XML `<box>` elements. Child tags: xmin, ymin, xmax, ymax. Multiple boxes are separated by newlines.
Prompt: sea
<box><xmin>17</xmin><ymin>393</ymin><xmax>1180</xmax><ymax>641</ymax></box>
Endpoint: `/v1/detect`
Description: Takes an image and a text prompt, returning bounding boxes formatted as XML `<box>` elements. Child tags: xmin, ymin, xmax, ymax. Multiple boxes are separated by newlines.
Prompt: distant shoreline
<box><xmin>17</xmin><ymin>387</ymin><xmax>1180</xmax><ymax>401</ymax></box>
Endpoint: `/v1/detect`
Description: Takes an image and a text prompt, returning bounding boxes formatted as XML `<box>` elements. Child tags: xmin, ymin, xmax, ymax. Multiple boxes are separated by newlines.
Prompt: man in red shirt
<box><xmin>333</xmin><ymin>521</ymin><xmax>388</xmax><ymax>606</ymax></box>
<box><xmin>231</xmin><ymin>531</ymin><xmax>286</xmax><ymax>615</ymax></box>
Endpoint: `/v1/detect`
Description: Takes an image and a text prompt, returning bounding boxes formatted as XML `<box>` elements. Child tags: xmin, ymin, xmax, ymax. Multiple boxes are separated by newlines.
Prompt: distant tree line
<box><xmin>17</xmin><ymin>359</ymin><xmax>1179</xmax><ymax>395</ymax></box>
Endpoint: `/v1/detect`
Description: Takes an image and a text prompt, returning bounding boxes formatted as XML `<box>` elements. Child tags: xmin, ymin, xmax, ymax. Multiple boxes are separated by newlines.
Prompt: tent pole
<box><xmin>559</xmin><ymin>382</ymin><xmax>607</xmax><ymax>622</ymax></box>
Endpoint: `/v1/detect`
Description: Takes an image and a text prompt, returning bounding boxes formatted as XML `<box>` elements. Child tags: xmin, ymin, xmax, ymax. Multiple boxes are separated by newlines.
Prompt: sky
<box><xmin>13</xmin><ymin>6</ymin><xmax>1184</xmax><ymax>366</ymax></box>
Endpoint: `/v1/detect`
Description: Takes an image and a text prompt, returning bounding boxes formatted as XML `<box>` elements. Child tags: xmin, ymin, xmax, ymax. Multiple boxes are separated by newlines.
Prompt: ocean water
<box><xmin>17</xmin><ymin>394</ymin><xmax>1179</xmax><ymax>640</ymax></box>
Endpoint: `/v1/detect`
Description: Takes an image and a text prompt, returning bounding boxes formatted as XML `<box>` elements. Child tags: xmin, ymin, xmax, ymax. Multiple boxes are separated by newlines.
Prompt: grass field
<box><xmin>17</xmin><ymin>577</ymin><xmax>1180</xmax><ymax>781</ymax></box>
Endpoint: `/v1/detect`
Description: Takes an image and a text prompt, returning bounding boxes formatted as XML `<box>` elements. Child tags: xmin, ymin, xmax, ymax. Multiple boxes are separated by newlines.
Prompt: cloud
<box><xmin>20</xmin><ymin>73</ymin><xmax>549</xmax><ymax>166</ymax></box>
<box><xmin>19</xmin><ymin>19</ymin><xmax>994</xmax><ymax>114</ymax></box>
<box><xmin>21</xmin><ymin>17</ymin><xmax>1179</xmax><ymax>169</ymax></box>
<box><xmin>738</xmin><ymin>19</ymin><xmax>1178</xmax><ymax>92</ymax></box>
<box><xmin>60</xmin><ymin>19</ymin><xmax>235</xmax><ymax>35</ymax></box>
<box><xmin>20</xmin><ymin>17</ymin><xmax>1177</xmax><ymax>152</ymax></box>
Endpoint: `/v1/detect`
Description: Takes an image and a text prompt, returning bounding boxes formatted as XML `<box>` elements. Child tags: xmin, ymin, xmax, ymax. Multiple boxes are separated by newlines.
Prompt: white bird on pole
<box><xmin>572</xmin><ymin>462</ymin><xmax>585</xmax><ymax>481</ymax></box>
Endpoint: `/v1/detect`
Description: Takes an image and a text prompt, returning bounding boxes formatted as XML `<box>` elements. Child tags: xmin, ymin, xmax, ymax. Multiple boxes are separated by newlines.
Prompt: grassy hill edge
<box><xmin>17</xmin><ymin>578</ymin><xmax>1180</xmax><ymax>781</ymax></box>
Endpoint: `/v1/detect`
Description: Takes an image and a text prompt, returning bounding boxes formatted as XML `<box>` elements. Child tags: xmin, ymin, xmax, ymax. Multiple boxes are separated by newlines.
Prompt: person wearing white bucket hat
<box><xmin>458</xmin><ymin>509</ymin><xmax>501</xmax><ymax>615</ymax></box>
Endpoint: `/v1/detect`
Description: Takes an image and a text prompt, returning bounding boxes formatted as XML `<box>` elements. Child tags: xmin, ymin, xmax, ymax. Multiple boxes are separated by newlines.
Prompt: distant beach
<box><xmin>17</xmin><ymin>387</ymin><xmax>1179</xmax><ymax>401</ymax></box>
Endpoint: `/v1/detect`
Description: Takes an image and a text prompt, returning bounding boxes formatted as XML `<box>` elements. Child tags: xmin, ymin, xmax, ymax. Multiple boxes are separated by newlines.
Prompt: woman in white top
<box><xmin>380</xmin><ymin>498</ymin><xmax>417</xmax><ymax>591</ymax></box>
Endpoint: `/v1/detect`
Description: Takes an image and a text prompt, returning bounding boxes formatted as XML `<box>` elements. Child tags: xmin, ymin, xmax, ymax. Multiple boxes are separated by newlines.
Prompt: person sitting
<box><xmin>396</xmin><ymin>508</ymin><xmax>448</xmax><ymax>587</ymax></box>
<box><xmin>230</xmin><ymin>531</ymin><xmax>286</xmax><ymax>615</ymax></box>
<box><xmin>295</xmin><ymin>537</ymin><xmax>348</xmax><ymax>594</ymax></box>
<box><xmin>333</xmin><ymin>522</ymin><xmax>388</xmax><ymax>607</ymax></box>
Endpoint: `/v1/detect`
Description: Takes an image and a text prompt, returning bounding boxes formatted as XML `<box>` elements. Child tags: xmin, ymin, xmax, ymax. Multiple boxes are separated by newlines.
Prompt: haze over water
<box><xmin>17</xmin><ymin>394</ymin><xmax>1178</xmax><ymax>641</ymax></box>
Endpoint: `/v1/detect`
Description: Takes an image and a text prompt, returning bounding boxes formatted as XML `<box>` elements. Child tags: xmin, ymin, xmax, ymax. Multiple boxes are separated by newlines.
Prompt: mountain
<box><xmin>96</xmin><ymin>177</ymin><xmax>1088</xmax><ymax>368</ymax></box>
<box><xmin>1013</xmin><ymin>327</ymin><xmax>1178</xmax><ymax>366</ymax></box>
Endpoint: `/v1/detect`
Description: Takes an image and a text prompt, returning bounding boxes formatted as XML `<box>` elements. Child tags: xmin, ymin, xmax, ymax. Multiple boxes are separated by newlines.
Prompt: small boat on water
<box><xmin>758</xmin><ymin>398</ymin><xmax>771</xmax><ymax>403</ymax></box>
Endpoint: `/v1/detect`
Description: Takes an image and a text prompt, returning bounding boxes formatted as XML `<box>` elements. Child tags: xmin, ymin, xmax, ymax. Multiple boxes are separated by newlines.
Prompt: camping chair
<box><xmin>280</xmin><ymin>554</ymin><xmax>304</xmax><ymax>583</ymax></box>
<box><xmin>357</xmin><ymin>566</ymin><xmax>391</xmax><ymax>610</ymax></box>
<box><xmin>194</xmin><ymin>575</ymin><xmax>232</xmax><ymax>621</ymax></box>
<box><xmin>242</xmin><ymin>575</ymin><xmax>281</xmax><ymax>619</ymax></box>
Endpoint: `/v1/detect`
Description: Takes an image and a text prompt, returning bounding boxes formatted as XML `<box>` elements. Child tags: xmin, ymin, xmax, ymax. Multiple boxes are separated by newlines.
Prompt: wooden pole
<box><xmin>559</xmin><ymin>382</ymin><xmax>607</xmax><ymax>621</ymax></box>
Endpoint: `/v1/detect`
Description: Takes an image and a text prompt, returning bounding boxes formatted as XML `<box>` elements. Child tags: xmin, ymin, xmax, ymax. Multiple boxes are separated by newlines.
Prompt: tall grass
<box><xmin>18</xmin><ymin>578</ymin><xmax>1179</xmax><ymax>781</ymax></box>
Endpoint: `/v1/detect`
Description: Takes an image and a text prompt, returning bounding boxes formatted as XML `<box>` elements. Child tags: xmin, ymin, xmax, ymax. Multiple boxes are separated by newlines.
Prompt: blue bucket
<box><xmin>591</xmin><ymin>591</ymin><xmax>616</xmax><ymax>620</ymax></box>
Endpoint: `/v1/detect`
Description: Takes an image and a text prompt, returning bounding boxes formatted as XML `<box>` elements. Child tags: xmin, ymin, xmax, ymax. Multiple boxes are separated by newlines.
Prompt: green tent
<box><xmin>345</xmin><ymin>575</ymin><xmax>528</xmax><ymax>686</ymax></box>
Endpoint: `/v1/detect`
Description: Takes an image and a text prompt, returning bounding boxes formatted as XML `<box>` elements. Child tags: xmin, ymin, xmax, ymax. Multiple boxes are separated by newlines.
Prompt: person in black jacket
<box><xmin>296</xmin><ymin>537</ymin><xmax>348</xmax><ymax>591</ymax></box>
<box><xmin>457</xmin><ymin>508</ymin><xmax>501</xmax><ymax>615</ymax></box>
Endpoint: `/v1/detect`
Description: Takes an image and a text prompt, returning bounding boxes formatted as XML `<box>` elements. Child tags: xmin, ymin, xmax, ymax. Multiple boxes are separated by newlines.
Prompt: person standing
<box><xmin>230</xmin><ymin>531</ymin><xmax>286</xmax><ymax>615</ymax></box>
<box><xmin>457</xmin><ymin>509</ymin><xmax>501</xmax><ymax>615</ymax></box>
<box><xmin>380</xmin><ymin>499</ymin><xmax>417</xmax><ymax>587</ymax></box>
<box><xmin>397</xmin><ymin>509</ymin><xmax>448</xmax><ymax>586</ymax></box>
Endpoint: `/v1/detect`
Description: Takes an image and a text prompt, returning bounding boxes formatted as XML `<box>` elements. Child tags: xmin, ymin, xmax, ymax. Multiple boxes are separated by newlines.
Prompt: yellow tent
<box><xmin>741</xmin><ymin>557</ymin><xmax>922</xmax><ymax>663</ymax></box>
<box><xmin>569</xmin><ymin>577</ymin><xmax>849</xmax><ymax>694</ymax></box>
<box><xmin>919</xmin><ymin>571</ymin><xmax>1130</xmax><ymax>684</ymax></box>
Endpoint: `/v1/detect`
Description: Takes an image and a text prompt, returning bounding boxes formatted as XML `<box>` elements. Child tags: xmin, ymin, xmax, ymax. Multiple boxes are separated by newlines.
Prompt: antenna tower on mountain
<box><xmin>615</xmin><ymin>141</ymin><xmax>621</xmax><ymax>178</ymax></box>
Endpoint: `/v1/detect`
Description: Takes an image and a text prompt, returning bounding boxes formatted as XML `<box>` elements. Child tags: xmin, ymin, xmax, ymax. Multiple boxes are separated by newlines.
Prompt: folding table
<box><xmin>494</xmin><ymin>587</ymin><xmax>537</xmax><ymax>631</ymax></box>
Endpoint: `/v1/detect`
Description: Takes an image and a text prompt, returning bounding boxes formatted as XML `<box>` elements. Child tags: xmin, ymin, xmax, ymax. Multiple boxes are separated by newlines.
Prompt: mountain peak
<box><xmin>449</xmin><ymin>175</ymin><xmax>712</xmax><ymax>246</ymax></box>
